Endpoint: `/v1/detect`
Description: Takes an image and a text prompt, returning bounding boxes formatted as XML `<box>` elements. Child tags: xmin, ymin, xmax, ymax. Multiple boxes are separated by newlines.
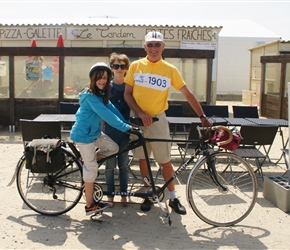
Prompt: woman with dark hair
<box><xmin>70</xmin><ymin>62</ymin><xmax>131</xmax><ymax>215</ymax></box>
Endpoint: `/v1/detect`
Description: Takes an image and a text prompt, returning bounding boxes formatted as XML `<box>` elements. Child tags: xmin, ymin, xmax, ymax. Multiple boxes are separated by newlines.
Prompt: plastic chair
<box><xmin>177</xmin><ymin>120</ymin><xmax>229</xmax><ymax>163</ymax></box>
<box><xmin>165</xmin><ymin>104</ymin><xmax>188</xmax><ymax>138</ymax></box>
<box><xmin>165</xmin><ymin>104</ymin><xmax>183</xmax><ymax>117</ymax></box>
<box><xmin>20</xmin><ymin>119</ymin><xmax>61</xmax><ymax>144</ymax></box>
<box><xmin>59</xmin><ymin>102</ymin><xmax>79</xmax><ymax>131</ymax></box>
<box><xmin>19</xmin><ymin>119</ymin><xmax>62</xmax><ymax>180</ymax></box>
<box><xmin>202</xmin><ymin>105</ymin><xmax>229</xmax><ymax>117</ymax></box>
<box><xmin>233</xmin><ymin>125</ymin><xmax>278</xmax><ymax>179</ymax></box>
<box><xmin>59</xmin><ymin>102</ymin><xmax>79</xmax><ymax>114</ymax></box>
<box><xmin>282</xmin><ymin>149</ymin><xmax>289</xmax><ymax>176</ymax></box>
<box><xmin>177</xmin><ymin>123</ymin><xmax>200</xmax><ymax>164</ymax></box>
<box><xmin>232</xmin><ymin>106</ymin><xmax>259</xmax><ymax>118</ymax></box>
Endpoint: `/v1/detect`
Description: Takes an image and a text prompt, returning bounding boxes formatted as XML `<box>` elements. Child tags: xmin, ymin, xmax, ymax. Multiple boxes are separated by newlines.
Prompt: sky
<box><xmin>1</xmin><ymin>0</ymin><xmax>290</xmax><ymax>40</ymax></box>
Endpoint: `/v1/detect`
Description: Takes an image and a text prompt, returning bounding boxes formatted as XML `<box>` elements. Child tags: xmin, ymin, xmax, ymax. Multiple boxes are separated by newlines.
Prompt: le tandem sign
<box><xmin>68</xmin><ymin>27</ymin><xmax>219</xmax><ymax>42</ymax></box>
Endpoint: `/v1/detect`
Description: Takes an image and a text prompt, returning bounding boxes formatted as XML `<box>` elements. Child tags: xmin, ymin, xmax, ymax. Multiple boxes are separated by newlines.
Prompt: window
<box><xmin>167</xmin><ymin>58</ymin><xmax>207</xmax><ymax>102</ymax></box>
<box><xmin>0</xmin><ymin>57</ymin><xmax>9</xmax><ymax>98</ymax></box>
<box><xmin>265</xmin><ymin>63</ymin><xmax>281</xmax><ymax>95</ymax></box>
<box><xmin>63</xmin><ymin>56</ymin><xmax>108</xmax><ymax>99</ymax></box>
<box><xmin>15</xmin><ymin>56</ymin><xmax>58</xmax><ymax>98</ymax></box>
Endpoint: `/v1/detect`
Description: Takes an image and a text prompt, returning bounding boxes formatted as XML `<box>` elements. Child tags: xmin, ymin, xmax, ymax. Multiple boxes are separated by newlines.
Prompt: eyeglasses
<box><xmin>112</xmin><ymin>64</ymin><xmax>127</xmax><ymax>70</ymax></box>
<box><xmin>146</xmin><ymin>42</ymin><xmax>162</xmax><ymax>48</ymax></box>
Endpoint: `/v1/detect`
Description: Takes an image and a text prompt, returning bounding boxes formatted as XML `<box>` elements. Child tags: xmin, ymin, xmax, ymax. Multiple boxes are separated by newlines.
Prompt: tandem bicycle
<box><xmin>9</xmin><ymin>117</ymin><xmax>258</xmax><ymax>227</ymax></box>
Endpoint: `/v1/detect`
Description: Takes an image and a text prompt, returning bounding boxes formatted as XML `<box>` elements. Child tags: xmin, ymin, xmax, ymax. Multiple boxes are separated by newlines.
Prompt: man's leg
<box><xmin>161</xmin><ymin>161</ymin><xmax>187</xmax><ymax>215</ymax></box>
<box><xmin>160</xmin><ymin>161</ymin><xmax>175</xmax><ymax>192</ymax></box>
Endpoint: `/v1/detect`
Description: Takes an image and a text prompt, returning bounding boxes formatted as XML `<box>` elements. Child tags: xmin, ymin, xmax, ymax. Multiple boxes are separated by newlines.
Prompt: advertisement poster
<box><xmin>25</xmin><ymin>59</ymin><xmax>41</xmax><ymax>81</ymax></box>
<box><xmin>42</xmin><ymin>66</ymin><xmax>53</xmax><ymax>81</ymax></box>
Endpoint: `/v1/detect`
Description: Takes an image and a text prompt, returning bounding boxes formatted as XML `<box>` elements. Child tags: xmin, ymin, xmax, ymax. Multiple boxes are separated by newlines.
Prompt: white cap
<box><xmin>145</xmin><ymin>31</ymin><xmax>164</xmax><ymax>42</ymax></box>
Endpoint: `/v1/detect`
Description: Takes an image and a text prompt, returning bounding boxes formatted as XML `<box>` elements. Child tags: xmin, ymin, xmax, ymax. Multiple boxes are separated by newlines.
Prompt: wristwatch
<box><xmin>199</xmin><ymin>114</ymin><xmax>207</xmax><ymax>119</ymax></box>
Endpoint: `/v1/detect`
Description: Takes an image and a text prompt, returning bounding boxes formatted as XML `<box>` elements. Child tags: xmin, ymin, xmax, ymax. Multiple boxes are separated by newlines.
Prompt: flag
<box><xmin>52</xmin><ymin>34</ymin><xmax>64</xmax><ymax>74</ymax></box>
<box><xmin>31</xmin><ymin>39</ymin><xmax>37</xmax><ymax>47</ymax></box>
<box><xmin>27</xmin><ymin>39</ymin><xmax>37</xmax><ymax>59</ymax></box>
<box><xmin>56</xmin><ymin>34</ymin><xmax>64</xmax><ymax>47</ymax></box>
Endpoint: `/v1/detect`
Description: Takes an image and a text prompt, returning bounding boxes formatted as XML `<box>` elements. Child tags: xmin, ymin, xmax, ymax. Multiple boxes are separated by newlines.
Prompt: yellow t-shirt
<box><xmin>125</xmin><ymin>57</ymin><xmax>185</xmax><ymax>116</ymax></box>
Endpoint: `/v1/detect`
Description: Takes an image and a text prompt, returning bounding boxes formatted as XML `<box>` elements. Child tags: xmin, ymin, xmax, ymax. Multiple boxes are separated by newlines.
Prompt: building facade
<box><xmin>0</xmin><ymin>19</ymin><xmax>220</xmax><ymax>128</ymax></box>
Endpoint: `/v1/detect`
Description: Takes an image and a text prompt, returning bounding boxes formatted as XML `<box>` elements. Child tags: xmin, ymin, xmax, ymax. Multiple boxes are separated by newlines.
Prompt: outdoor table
<box><xmin>33</xmin><ymin>114</ymin><xmax>76</xmax><ymax>132</ymax></box>
<box><xmin>34</xmin><ymin>114</ymin><xmax>76</xmax><ymax>122</ymax></box>
<box><xmin>167</xmin><ymin>116</ymin><xmax>227</xmax><ymax>125</ymax></box>
<box><xmin>223</xmin><ymin>118</ymin><xmax>257</xmax><ymax>126</ymax></box>
<box><xmin>167</xmin><ymin>116</ymin><xmax>228</xmax><ymax>139</ymax></box>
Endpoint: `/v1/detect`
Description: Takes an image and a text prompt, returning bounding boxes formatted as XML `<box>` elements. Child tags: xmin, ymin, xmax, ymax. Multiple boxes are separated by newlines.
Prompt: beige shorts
<box><xmin>132</xmin><ymin>112</ymin><xmax>171</xmax><ymax>164</ymax></box>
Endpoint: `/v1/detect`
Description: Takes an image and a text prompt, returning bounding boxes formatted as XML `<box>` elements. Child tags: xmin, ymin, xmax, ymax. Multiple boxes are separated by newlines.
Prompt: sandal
<box><xmin>121</xmin><ymin>197</ymin><xmax>127</xmax><ymax>207</ymax></box>
<box><xmin>107</xmin><ymin>197</ymin><xmax>114</xmax><ymax>208</ymax></box>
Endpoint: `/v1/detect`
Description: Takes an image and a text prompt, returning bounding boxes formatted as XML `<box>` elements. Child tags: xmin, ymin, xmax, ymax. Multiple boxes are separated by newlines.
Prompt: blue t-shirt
<box><xmin>104</xmin><ymin>82</ymin><xmax>130</xmax><ymax>140</ymax></box>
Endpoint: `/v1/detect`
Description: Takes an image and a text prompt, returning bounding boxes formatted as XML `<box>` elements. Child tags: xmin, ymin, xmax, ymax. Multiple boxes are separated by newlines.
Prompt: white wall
<box><xmin>216</xmin><ymin>36</ymin><xmax>278</xmax><ymax>96</ymax></box>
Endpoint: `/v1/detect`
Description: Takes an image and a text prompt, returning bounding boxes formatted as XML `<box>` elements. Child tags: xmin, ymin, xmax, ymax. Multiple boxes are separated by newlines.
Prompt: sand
<box><xmin>1</xmin><ymin>118</ymin><xmax>290</xmax><ymax>250</ymax></box>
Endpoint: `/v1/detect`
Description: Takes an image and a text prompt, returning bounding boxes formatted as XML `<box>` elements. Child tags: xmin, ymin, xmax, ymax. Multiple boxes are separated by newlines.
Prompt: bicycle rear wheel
<box><xmin>16</xmin><ymin>147</ymin><xmax>83</xmax><ymax>215</ymax></box>
<box><xmin>187</xmin><ymin>151</ymin><xmax>258</xmax><ymax>227</ymax></box>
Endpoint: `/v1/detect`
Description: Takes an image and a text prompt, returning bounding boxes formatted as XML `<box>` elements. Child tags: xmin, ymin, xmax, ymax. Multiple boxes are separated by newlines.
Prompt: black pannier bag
<box><xmin>25</xmin><ymin>139</ymin><xmax>63</xmax><ymax>173</ymax></box>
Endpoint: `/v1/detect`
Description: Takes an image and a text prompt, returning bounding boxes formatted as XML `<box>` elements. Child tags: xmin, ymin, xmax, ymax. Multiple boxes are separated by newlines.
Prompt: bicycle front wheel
<box><xmin>186</xmin><ymin>151</ymin><xmax>258</xmax><ymax>227</ymax></box>
<box><xmin>16</xmin><ymin>147</ymin><xmax>83</xmax><ymax>215</ymax></box>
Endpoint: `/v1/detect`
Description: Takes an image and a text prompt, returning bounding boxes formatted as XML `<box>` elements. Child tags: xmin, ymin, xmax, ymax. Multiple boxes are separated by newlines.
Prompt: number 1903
<box><xmin>148</xmin><ymin>77</ymin><xmax>167</xmax><ymax>88</ymax></box>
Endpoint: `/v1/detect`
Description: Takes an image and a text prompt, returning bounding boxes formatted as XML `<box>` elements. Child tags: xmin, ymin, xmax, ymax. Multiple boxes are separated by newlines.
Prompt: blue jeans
<box><xmin>105</xmin><ymin>137</ymin><xmax>129</xmax><ymax>198</ymax></box>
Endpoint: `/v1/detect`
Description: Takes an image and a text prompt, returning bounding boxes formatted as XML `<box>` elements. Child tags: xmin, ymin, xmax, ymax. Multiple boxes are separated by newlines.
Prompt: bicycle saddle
<box><xmin>129</xmin><ymin>117</ymin><xmax>159</xmax><ymax>126</ymax></box>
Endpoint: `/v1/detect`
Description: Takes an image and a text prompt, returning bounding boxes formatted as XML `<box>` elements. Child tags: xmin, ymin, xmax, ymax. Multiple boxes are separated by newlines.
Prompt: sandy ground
<box><xmin>1</xmin><ymin>102</ymin><xmax>290</xmax><ymax>250</ymax></box>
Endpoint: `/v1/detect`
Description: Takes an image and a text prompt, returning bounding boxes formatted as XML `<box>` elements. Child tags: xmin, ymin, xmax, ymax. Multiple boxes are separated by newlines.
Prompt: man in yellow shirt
<box><xmin>124</xmin><ymin>31</ymin><xmax>211</xmax><ymax>214</ymax></box>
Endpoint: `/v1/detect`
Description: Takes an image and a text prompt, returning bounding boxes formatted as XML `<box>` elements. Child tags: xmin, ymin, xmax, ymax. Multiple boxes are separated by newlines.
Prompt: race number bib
<box><xmin>134</xmin><ymin>73</ymin><xmax>171</xmax><ymax>91</ymax></box>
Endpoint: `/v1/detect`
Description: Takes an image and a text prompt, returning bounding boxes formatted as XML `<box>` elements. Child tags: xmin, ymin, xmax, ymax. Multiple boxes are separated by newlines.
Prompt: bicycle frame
<box><xmin>100</xmin><ymin>137</ymin><xmax>201</xmax><ymax>200</ymax></box>
<box><xmin>68</xmin><ymin>127</ymin><xmax>222</xmax><ymax>203</ymax></box>
<box><xmin>9</xmin><ymin>118</ymin><xmax>258</xmax><ymax>226</ymax></box>
<box><xmin>20</xmin><ymin>124</ymin><xmax>227</xmax><ymax>209</ymax></box>
<box><xmin>12</xmin><ymin>121</ymin><xmax>257</xmax><ymax>227</ymax></box>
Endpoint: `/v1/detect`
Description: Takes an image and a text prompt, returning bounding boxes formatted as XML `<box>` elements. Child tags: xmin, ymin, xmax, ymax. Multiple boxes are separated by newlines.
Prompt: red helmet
<box><xmin>89</xmin><ymin>62</ymin><xmax>112</xmax><ymax>79</ymax></box>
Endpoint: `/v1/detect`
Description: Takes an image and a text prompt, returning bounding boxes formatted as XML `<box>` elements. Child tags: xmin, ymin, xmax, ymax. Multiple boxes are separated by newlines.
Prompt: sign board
<box><xmin>180</xmin><ymin>41</ymin><xmax>217</xmax><ymax>50</ymax></box>
<box><xmin>42</xmin><ymin>66</ymin><xmax>53</xmax><ymax>81</ymax></box>
<box><xmin>25</xmin><ymin>59</ymin><xmax>41</xmax><ymax>81</ymax></box>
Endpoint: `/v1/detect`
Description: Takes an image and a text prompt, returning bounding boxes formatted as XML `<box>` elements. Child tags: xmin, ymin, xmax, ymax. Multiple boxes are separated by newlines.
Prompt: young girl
<box><xmin>104</xmin><ymin>53</ymin><xmax>131</xmax><ymax>207</ymax></box>
<box><xmin>70</xmin><ymin>62</ymin><xmax>132</xmax><ymax>215</ymax></box>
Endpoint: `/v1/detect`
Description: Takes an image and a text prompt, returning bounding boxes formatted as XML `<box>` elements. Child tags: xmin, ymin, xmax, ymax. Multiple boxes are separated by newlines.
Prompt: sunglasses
<box><xmin>146</xmin><ymin>42</ymin><xmax>162</xmax><ymax>48</ymax></box>
<box><xmin>112</xmin><ymin>64</ymin><xmax>127</xmax><ymax>70</ymax></box>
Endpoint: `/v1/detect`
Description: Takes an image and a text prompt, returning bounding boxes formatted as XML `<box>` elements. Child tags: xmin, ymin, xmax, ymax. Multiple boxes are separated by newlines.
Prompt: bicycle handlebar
<box><xmin>128</xmin><ymin>116</ymin><xmax>159</xmax><ymax>141</ymax></box>
<box><xmin>129</xmin><ymin>116</ymin><xmax>159</xmax><ymax>126</ymax></box>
